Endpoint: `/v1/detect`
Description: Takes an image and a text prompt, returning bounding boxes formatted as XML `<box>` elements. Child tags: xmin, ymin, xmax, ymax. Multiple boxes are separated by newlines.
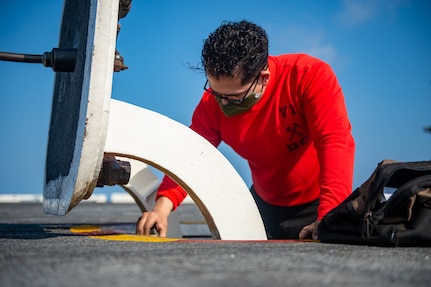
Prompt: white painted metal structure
<box><xmin>44</xmin><ymin>0</ymin><xmax>267</xmax><ymax>240</ymax></box>
<box><xmin>106</xmin><ymin>100</ymin><xmax>267</xmax><ymax>240</ymax></box>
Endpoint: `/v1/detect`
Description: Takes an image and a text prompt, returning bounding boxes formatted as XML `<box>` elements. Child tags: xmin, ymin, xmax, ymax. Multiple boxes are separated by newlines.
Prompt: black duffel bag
<box><xmin>319</xmin><ymin>160</ymin><xmax>431</xmax><ymax>246</ymax></box>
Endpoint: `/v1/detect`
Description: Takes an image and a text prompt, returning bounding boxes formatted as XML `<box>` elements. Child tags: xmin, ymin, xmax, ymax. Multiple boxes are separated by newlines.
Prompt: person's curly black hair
<box><xmin>202</xmin><ymin>20</ymin><xmax>268</xmax><ymax>85</ymax></box>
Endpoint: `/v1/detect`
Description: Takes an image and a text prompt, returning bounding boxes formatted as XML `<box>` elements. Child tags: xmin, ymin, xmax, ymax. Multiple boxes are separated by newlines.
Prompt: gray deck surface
<box><xmin>1</xmin><ymin>202</ymin><xmax>430</xmax><ymax>287</ymax></box>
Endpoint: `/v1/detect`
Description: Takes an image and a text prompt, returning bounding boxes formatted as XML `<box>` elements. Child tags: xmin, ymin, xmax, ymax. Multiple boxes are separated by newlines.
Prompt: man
<box><xmin>136</xmin><ymin>20</ymin><xmax>355</xmax><ymax>240</ymax></box>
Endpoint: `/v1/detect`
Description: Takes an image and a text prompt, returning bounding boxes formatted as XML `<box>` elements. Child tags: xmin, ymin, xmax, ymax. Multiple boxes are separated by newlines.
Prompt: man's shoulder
<box><xmin>270</xmin><ymin>53</ymin><xmax>325</xmax><ymax>66</ymax></box>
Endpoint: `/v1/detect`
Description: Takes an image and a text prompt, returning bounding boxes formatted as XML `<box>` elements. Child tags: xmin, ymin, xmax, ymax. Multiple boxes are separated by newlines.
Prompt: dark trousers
<box><xmin>250</xmin><ymin>186</ymin><xmax>318</xmax><ymax>239</ymax></box>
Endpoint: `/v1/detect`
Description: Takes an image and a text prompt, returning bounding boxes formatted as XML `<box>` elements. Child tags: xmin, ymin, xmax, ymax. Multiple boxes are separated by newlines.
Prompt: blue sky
<box><xmin>0</xmin><ymin>0</ymin><xmax>430</xmax><ymax>197</ymax></box>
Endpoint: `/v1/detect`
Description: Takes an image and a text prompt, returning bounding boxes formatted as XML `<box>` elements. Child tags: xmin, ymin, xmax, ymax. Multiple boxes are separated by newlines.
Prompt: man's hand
<box><xmin>299</xmin><ymin>220</ymin><xmax>321</xmax><ymax>240</ymax></box>
<box><xmin>136</xmin><ymin>197</ymin><xmax>173</xmax><ymax>237</ymax></box>
<box><xmin>136</xmin><ymin>211</ymin><xmax>168</xmax><ymax>237</ymax></box>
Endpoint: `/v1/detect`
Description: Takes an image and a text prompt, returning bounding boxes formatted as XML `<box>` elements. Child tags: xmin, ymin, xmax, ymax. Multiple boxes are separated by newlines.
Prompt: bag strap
<box><xmin>383</xmin><ymin>174</ymin><xmax>431</xmax><ymax>216</ymax></box>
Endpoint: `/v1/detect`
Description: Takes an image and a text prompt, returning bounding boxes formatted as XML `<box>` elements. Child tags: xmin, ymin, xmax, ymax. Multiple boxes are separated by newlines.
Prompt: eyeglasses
<box><xmin>203</xmin><ymin>73</ymin><xmax>260</xmax><ymax>104</ymax></box>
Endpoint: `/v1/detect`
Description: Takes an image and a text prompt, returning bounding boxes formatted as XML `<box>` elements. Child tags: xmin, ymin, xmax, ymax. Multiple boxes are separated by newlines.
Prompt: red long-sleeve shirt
<box><xmin>157</xmin><ymin>54</ymin><xmax>355</xmax><ymax>220</ymax></box>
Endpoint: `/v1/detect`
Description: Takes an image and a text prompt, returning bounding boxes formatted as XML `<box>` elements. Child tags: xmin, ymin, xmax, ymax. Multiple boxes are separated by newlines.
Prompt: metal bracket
<box><xmin>96</xmin><ymin>154</ymin><xmax>131</xmax><ymax>188</ymax></box>
<box><xmin>113</xmin><ymin>0</ymin><xmax>132</xmax><ymax>72</ymax></box>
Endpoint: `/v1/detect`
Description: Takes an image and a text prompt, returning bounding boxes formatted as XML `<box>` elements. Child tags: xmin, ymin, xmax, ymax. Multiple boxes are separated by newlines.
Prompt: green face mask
<box><xmin>216</xmin><ymin>92</ymin><xmax>262</xmax><ymax>117</ymax></box>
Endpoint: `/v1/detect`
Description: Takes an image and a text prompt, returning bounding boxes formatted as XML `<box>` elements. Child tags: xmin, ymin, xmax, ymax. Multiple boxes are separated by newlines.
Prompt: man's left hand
<box><xmin>299</xmin><ymin>220</ymin><xmax>321</xmax><ymax>240</ymax></box>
